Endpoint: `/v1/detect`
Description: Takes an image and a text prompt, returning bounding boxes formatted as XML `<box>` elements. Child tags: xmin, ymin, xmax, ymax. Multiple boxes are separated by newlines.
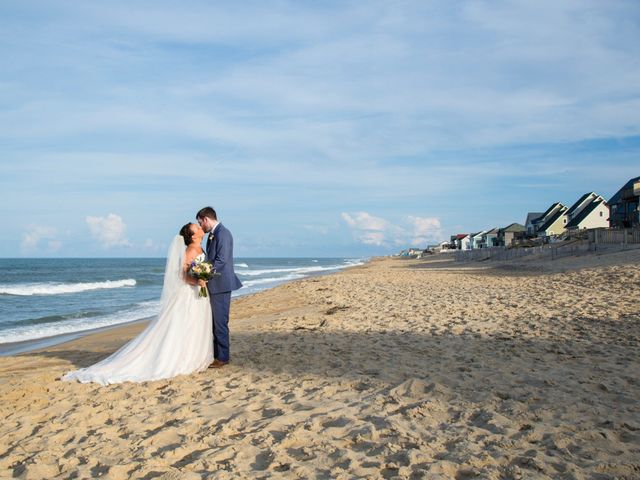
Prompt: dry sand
<box><xmin>1</xmin><ymin>250</ymin><xmax>639</xmax><ymax>479</ymax></box>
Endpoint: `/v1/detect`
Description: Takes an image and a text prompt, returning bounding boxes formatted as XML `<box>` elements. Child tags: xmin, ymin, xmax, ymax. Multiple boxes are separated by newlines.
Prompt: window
<box><xmin>600</xmin><ymin>211</ymin><xmax>603</xmax><ymax>217</ymax></box>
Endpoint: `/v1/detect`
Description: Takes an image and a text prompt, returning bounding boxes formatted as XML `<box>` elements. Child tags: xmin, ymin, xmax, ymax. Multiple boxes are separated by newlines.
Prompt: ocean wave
<box><xmin>343</xmin><ymin>259</ymin><xmax>366</xmax><ymax>266</ymax></box>
<box><xmin>2</xmin><ymin>310</ymin><xmax>105</xmax><ymax>328</ymax></box>
<box><xmin>241</xmin><ymin>273</ymin><xmax>304</xmax><ymax>288</ymax></box>
<box><xmin>0</xmin><ymin>300</ymin><xmax>160</xmax><ymax>344</ymax></box>
<box><xmin>0</xmin><ymin>279</ymin><xmax>137</xmax><ymax>296</ymax></box>
<box><xmin>235</xmin><ymin>263</ymin><xmax>249</xmax><ymax>268</ymax></box>
<box><xmin>239</xmin><ymin>265</ymin><xmax>345</xmax><ymax>277</ymax></box>
<box><xmin>241</xmin><ymin>262</ymin><xmax>364</xmax><ymax>288</ymax></box>
<box><xmin>234</xmin><ymin>259</ymin><xmax>366</xmax><ymax>294</ymax></box>
<box><xmin>235</xmin><ymin>259</ymin><xmax>365</xmax><ymax>283</ymax></box>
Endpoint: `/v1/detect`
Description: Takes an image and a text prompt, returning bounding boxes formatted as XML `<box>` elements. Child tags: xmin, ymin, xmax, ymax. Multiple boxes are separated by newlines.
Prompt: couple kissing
<box><xmin>63</xmin><ymin>207</ymin><xmax>242</xmax><ymax>385</ymax></box>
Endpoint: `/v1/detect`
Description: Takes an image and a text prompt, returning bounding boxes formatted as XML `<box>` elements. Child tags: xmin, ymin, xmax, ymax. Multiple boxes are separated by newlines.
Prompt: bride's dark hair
<box><xmin>179</xmin><ymin>223</ymin><xmax>195</xmax><ymax>246</ymax></box>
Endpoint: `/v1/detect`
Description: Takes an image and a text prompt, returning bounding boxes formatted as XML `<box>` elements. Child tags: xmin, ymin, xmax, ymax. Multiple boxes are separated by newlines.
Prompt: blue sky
<box><xmin>1</xmin><ymin>1</ymin><xmax>639</xmax><ymax>257</ymax></box>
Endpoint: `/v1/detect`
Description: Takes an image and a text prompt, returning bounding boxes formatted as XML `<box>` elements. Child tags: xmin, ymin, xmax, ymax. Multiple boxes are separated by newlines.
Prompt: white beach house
<box><xmin>471</xmin><ymin>231</ymin><xmax>487</xmax><ymax>249</ymax></box>
<box><xmin>482</xmin><ymin>228</ymin><xmax>500</xmax><ymax>248</ymax></box>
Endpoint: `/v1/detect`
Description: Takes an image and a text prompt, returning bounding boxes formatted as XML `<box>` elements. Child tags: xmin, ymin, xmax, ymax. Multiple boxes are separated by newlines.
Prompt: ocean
<box><xmin>0</xmin><ymin>257</ymin><xmax>364</xmax><ymax>355</ymax></box>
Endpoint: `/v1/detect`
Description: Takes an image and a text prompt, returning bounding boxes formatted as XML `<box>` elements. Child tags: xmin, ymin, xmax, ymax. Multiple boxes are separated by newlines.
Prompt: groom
<box><xmin>196</xmin><ymin>207</ymin><xmax>242</xmax><ymax>368</ymax></box>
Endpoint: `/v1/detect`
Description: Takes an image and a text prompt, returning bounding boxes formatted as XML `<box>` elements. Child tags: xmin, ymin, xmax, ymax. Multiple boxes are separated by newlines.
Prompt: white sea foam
<box><xmin>343</xmin><ymin>259</ymin><xmax>366</xmax><ymax>267</ymax></box>
<box><xmin>241</xmin><ymin>274</ymin><xmax>304</xmax><ymax>288</ymax></box>
<box><xmin>0</xmin><ymin>259</ymin><xmax>367</xmax><ymax>346</ymax></box>
<box><xmin>239</xmin><ymin>260</ymin><xmax>366</xmax><ymax>289</ymax></box>
<box><xmin>0</xmin><ymin>279</ymin><xmax>136</xmax><ymax>296</ymax></box>
<box><xmin>0</xmin><ymin>300</ymin><xmax>160</xmax><ymax>344</ymax></box>
<box><xmin>240</xmin><ymin>265</ymin><xmax>342</xmax><ymax>277</ymax></box>
<box><xmin>235</xmin><ymin>263</ymin><xmax>249</xmax><ymax>268</ymax></box>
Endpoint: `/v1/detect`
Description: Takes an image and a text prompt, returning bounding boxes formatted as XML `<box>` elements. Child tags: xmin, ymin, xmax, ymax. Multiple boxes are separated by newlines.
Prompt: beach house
<box><xmin>534</xmin><ymin>203</ymin><xmax>568</xmax><ymax>238</ymax></box>
<box><xmin>481</xmin><ymin>228</ymin><xmax>500</xmax><ymax>248</ymax></box>
<box><xmin>438</xmin><ymin>241</ymin><xmax>452</xmax><ymax>252</ymax></box>
<box><xmin>498</xmin><ymin>223</ymin><xmax>527</xmax><ymax>246</ymax></box>
<box><xmin>450</xmin><ymin>234</ymin><xmax>471</xmax><ymax>250</ymax></box>
<box><xmin>524</xmin><ymin>212</ymin><xmax>544</xmax><ymax>236</ymax></box>
<box><xmin>565</xmin><ymin>192</ymin><xmax>609</xmax><ymax>231</ymax></box>
<box><xmin>608</xmin><ymin>176</ymin><xmax>640</xmax><ymax>228</ymax></box>
<box><xmin>399</xmin><ymin>248</ymin><xmax>426</xmax><ymax>257</ymax></box>
<box><xmin>471</xmin><ymin>231</ymin><xmax>487</xmax><ymax>249</ymax></box>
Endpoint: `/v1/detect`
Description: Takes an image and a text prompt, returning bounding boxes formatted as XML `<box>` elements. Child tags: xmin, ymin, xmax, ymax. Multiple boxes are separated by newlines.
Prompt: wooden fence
<box><xmin>454</xmin><ymin>245</ymin><xmax>540</xmax><ymax>262</ymax></box>
<box><xmin>589</xmin><ymin>228</ymin><xmax>640</xmax><ymax>247</ymax></box>
<box><xmin>454</xmin><ymin>228</ymin><xmax>640</xmax><ymax>262</ymax></box>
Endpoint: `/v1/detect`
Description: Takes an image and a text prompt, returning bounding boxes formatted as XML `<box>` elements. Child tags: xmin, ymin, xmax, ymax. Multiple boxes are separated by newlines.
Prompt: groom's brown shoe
<box><xmin>209</xmin><ymin>359</ymin><xmax>228</xmax><ymax>369</ymax></box>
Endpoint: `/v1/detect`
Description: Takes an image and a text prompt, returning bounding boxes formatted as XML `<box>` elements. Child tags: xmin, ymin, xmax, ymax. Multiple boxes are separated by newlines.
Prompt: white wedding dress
<box><xmin>62</xmin><ymin>236</ymin><xmax>213</xmax><ymax>385</ymax></box>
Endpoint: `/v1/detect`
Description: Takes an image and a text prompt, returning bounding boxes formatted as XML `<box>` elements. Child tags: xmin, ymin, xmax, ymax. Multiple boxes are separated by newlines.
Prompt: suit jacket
<box><xmin>205</xmin><ymin>223</ymin><xmax>243</xmax><ymax>294</ymax></box>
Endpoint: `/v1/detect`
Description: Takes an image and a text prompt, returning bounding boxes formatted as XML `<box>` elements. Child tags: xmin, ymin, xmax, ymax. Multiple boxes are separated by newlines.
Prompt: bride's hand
<box><xmin>198</xmin><ymin>279</ymin><xmax>207</xmax><ymax>288</ymax></box>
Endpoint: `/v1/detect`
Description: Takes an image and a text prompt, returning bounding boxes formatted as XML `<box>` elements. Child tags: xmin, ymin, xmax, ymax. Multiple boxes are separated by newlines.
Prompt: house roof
<box><xmin>455</xmin><ymin>233</ymin><xmax>469</xmax><ymax>240</ymax></box>
<box><xmin>609</xmin><ymin>176</ymin><xmax>640</xmax><ymax>204</ymax></box>
<box><xmin>500</xmin><ymin>222</ymin><xmax>526</xmax><ymax>233</ymax></box>
<box><xmin>485</xmin><ymin>227</ymin><xmax>500</xmax><ymax>235</ymax></box>
<box><xmin>566</xmin><ymin>199</ymin><xmax>606</xmax><ymax>228</ymax></box>
<box><xmin>537</xmin><ymin>206</ymin><xmax>568</xmax><ymax>232</ymax></box>
<box><xmin>566</xmin><ymin>192</ymin><xmax>593</xmax><ymax>217</ymax></box>
<box><xmin>525</xmin><ymin>212</ymin><xmax>544</xmax><ymax>225</ymax></box>
<box><xmin>567</xmin><ymin>192</ymin><xmax>604</xmax><ymax>217</ymax></box>
<box><xmin>534</xmin><ymin>202</ymin><xmax>565</xmax><ymax>225</ymax></box>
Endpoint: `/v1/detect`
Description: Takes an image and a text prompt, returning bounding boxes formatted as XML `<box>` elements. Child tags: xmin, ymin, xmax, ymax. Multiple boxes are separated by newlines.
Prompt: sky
<box><xmin>1</xmin><ymin>0</ymin><xmax>639</xmax><ymax>258</ymax></box>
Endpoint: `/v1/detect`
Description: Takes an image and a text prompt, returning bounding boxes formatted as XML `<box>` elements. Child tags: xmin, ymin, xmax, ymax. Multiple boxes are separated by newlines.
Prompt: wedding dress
<box><xmin>62</xmin><ymin>236</ymin><xmax>213</xmax><ymax>385</ymax></box>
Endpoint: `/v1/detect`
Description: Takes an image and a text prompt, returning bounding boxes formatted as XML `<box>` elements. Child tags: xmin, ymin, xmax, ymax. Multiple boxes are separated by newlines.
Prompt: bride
<box><xmin>62</xmin><ymin>223</ymin><xmax>214</xmax><ymax>385</ymax></box>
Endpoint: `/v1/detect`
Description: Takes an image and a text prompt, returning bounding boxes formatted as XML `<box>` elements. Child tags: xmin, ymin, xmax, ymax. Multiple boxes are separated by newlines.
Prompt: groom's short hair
<box><xmin>197</xmin><ymin>207</ymin><xmax>217</xmax><ymax>221</ymax></box>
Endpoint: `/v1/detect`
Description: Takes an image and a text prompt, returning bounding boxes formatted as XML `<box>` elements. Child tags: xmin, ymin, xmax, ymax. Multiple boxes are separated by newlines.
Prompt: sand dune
<box><xmin>1</xmin><ymin>251</ymin><xmax>639</xmax><ymax>479</ymax></box>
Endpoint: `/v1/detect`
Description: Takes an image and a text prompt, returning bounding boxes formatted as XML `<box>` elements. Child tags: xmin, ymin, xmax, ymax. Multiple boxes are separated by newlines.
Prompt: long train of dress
<box><xmin>62</xmin><ymin>246</ymin><xmax>213</xmax><ymax>385</ymax></box>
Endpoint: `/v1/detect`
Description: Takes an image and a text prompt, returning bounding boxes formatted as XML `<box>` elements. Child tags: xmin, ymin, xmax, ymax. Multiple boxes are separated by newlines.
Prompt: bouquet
<box><xmin>188</xmin><ymin>258</ymin><xmax>219</xmax><ymax>298</ymax></box>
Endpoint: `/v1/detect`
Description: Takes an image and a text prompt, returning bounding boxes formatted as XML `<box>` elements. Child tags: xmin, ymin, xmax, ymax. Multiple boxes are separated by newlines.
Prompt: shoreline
<box><xmin>0</xmin><ymin>258</ymin><xmax>370</xmax><ymax>357</ymax></box>
<box><xmin>0</xmin><ymin>317</ymin><xmax>154</xmax><ymax>357</ymax></box>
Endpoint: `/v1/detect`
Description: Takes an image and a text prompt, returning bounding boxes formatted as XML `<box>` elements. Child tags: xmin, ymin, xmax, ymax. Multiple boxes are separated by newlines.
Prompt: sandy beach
<box><xmin>1</xmin><ymin>250</ymin><xmax>639</xmax><ymax>479</ymax></box>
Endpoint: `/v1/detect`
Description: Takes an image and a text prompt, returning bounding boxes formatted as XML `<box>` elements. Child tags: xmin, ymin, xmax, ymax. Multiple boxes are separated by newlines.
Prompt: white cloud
<box><xmin>21</xmin><ymin>226</ymin><xmax>59</xmax><ymax>253</ymax></box>
<box><xmin>341</xmin><ymin>212</ymin><xmax>395</xmax><ymax>246</ymax></box>
<box><xmin>342</xmin><ymin>212</ymin><xmax>442</xmax><ymax>247</ymax></box>
<box><xmin>3</xmin><ymin>1</ymin><xmax>639</xmax><ymax>158</ymax></box>
<box><xmin>407</xmin><ymin>216</ymin><xmax>443</xmax><ymax>246</ymax></box>
<box><xmin>86</xmin><ymin>214</ymin><xmax>131</xmax><ymax>248</ymax></box>
<box><xmin>341</xmin><ymin>212</ymin><xmax>388</xmax><ymax>231</ymax></box>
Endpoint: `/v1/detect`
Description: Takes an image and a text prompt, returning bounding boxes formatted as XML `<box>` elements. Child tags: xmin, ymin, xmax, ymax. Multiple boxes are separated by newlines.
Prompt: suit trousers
<box><xmin>210</xmin><ymin>291</ymin><xmax>231</xmax><ymax>362</ymax></box>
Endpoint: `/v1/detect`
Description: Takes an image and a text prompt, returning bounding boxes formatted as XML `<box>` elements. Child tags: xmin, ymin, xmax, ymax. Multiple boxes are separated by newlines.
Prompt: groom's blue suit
<box><xmin>205</xmin><ymin>223</ymin><xmax>242</xmax><ymax>362</ymax></box>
